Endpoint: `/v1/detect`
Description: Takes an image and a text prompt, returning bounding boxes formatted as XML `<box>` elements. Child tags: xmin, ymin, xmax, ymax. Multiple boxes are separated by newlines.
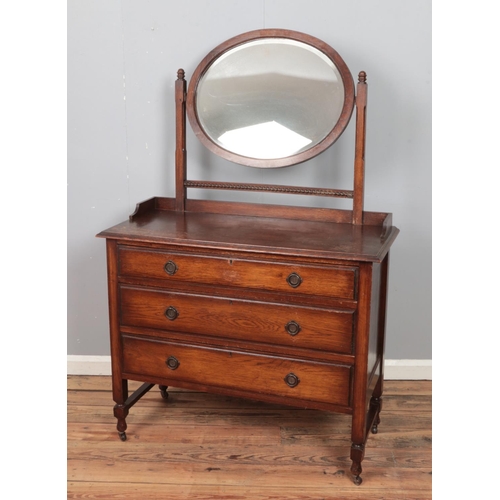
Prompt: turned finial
<box><xmin>177</xmin><ymin>68</ymin><xmax>185</xmax><ymax>80</ymax></box>
<box><xmin>358</xmin><ymin>71</ymin><xmax>367</xmax><ymax>83</ymax></box>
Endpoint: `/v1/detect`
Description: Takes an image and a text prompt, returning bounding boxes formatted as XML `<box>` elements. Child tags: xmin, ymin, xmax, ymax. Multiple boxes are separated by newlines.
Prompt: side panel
<box><xmin>106</xmin><ymin>239</ymin><xmax>127</xmax><ymax>403</ymax></box>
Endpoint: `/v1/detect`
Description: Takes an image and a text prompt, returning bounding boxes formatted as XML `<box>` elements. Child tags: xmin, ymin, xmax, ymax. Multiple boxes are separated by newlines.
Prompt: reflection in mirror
<box><xmin>218</xmin><ymin>121</ymin><xmax>312</xmax><ymax>159</ymax></box>
<box><xmin>195</xmin><ymin>38</ymin><xmax>345</xmax><ymax>161</ymax></box>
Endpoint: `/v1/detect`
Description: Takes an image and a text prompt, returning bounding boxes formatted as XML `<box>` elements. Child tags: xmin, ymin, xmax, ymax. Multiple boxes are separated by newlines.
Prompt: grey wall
<box><xmin>68</xmin><ymin>0</ymin><xmax>431</xmax><ymax>359</ymax></box>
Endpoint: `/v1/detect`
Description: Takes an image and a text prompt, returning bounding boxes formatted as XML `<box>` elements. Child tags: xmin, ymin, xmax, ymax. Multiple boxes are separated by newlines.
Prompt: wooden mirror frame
<box><xmin>175</xmin><ymin>29</ymin><xmax>369</xmax><ymax>225</ymax></box>
<box><xmin>186</xmin><ymin>29</ymin><xmax>356</xmax><ymax>168</ymax></box>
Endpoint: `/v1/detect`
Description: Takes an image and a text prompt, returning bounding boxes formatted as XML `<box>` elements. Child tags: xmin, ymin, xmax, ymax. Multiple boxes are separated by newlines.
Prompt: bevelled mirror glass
<box><xmin>187</xmin><ymin>30</ymin><xmax>355</xmax><ymax>168</ymax></box>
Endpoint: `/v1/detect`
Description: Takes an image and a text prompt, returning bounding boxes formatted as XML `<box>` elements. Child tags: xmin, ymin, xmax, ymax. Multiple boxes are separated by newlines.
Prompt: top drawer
<box><xmin>118</xmin><ymin>247</ymin><xmax>357</xmax><ymax>300</ymax></box>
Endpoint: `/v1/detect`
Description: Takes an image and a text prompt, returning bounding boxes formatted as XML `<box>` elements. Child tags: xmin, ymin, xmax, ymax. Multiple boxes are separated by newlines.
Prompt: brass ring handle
<box><xmin>285</xmin><ymin>321</ymin><xmax>301</xmax><ymax>336</ymax></box>
<box><xmin>286</xmin><ymin>272</ymin><xmax>302</xmax><ymax>288</ymax></box>
<box><xmin>166</xmin><ymin>356</ymin><xmax>180</xmax><ymax>370</ymax></box>
<box><xmin>164</xmin><ymin>306</ymin><xmax>179</xmax><ymax>321</ymax></box>
<box><xmin>164</xmin><ymin>260</ymin><xmax>178</xmax><ymax>275</ymax></box>
<box><xmin>284</xmin><ymin>373</ymin><xmax>300</xmax><ymax>388</ymax></box>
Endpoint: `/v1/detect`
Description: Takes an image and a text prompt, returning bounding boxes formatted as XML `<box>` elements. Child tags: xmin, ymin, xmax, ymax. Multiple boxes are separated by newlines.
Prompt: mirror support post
<box><xmin>175</xmin><ymin>69</ymin><xmax>187</xmax><ymax>212</ymax></box>
<box><xmin>353</xmin><ymin>71</ymin><xmax>367</xmax><ymax>225</ymax></box>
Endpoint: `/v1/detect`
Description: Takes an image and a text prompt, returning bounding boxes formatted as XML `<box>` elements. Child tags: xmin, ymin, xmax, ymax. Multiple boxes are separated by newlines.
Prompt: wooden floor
<box><xmin>67</xmin><ymin>376</ymin><xmax>431</xmax><ymax>499</ymax></box>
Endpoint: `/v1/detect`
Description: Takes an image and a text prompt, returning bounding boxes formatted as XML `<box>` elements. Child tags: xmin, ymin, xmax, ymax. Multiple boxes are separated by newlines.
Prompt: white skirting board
<box><xmin>67</xmin><ymin>356</ymin><xmax>432</xmax><ymax>380</ymax></box>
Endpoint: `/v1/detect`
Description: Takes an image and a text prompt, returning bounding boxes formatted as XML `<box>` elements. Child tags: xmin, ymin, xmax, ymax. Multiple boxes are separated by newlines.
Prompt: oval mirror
<box><xmin>187</xmin><ymin>30</ymin><xmax>355</xmax><ymax>168</ymax></box>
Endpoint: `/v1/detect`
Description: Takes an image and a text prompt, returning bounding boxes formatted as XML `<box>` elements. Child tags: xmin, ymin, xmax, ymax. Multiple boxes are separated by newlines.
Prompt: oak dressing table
<box><xmin>97</xmin><ymin>29</ymin><xmax>399</xmax><ymax>485</ymax></box>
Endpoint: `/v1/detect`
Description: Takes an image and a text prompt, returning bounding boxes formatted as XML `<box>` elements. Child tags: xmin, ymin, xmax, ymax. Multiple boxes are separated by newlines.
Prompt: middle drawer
<box><xmin>120</xmin><ymin>286</ymin><xmax>354</xmax><ymax>354</ymax></box>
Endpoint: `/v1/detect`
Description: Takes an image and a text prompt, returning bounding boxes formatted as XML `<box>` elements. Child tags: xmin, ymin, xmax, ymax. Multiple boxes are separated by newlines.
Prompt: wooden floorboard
<box><xmin>67</xmin><ymin>376</ymin><xmax>432</xmax><ymax>499</ymax></box>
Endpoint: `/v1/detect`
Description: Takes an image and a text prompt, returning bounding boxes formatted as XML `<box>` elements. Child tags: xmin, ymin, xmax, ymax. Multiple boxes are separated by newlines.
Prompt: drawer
<box><xmin>118</xmin><ymin>247</ymin><xmax>357</xmax><ymax>300</ymax></box>
<box><xmin>122</xmin><ymin>335</ymin><xmax>352</xmax><ymax>407</ymax></box>
<box><xmin>120</xmin><ymin>286</ymin><xmax>354</xmax><ymax>354</ymax></box>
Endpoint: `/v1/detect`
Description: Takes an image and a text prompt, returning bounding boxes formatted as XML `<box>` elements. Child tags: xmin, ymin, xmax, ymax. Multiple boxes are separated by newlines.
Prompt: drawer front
<box><xmin>120</xmin><ymin>286</ymin><xmax>354</xmax><ymax>354</ymax></box>
<box><xmin>122</xmin><ymin>336</ymin><xmax>352</xmax><ymax>407</ymax></box>
<box><xmin>118</xmin><ymin>247</ymin><xmax>357</xmax><ymax>300</ymax></box>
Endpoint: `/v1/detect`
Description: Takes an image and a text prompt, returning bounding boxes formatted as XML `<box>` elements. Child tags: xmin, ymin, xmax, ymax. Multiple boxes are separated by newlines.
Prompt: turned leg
<box><xmin>113</xmin><ymin>404</ymin><xmax>129</xmax><ymax>441</ymax></box>
<box><xmin>112</xmin><ymin>382</ymin><xmax>155</xmax><ymax>441</ymax></box>
<box><xmin>112</xmin><ymin>378</ymin><xmax>129</xmax><ymax>441</ymax></box>
<box><xmin>159</xmin><ymin>385</ymin><xmax>169</xmax><ymax>400</ymax></box>
<box><xmin>350</xmin><ymin>443</ymin><xmax>365</xmax><ymax>485</ymax></box>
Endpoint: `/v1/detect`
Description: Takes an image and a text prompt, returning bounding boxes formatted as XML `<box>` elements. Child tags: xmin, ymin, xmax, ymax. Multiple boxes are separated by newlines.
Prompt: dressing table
<box><xmin>97</xmin><ymin>29</ymin><xmax>399</xmax><ymax>485</ymax></box>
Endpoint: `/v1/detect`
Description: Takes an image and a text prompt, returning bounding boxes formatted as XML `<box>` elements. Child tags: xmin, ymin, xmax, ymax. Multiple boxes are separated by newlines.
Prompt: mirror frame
<box><xmin>186</xmin><ymin>29</ymin><xmax>355</xmax><ymax>168</ymax></box>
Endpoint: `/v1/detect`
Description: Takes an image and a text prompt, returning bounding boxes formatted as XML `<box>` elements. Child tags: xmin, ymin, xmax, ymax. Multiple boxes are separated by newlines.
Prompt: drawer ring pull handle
<box><xmin>286</xmin><ymin>272</ymin><xmax>302</xmax><ymax>288</ymax></box>
<box><xmin>166</xmin><ymin>356</ymin><xmax>180</xmax><ymax>370</ymax></box>
<box><xmin>164</xmin><ymin>260</ymin><xmax>178</xmax><ymax>275</ymax></box>
<box><xmin>284</xmin><ymin>373</ymin><xmax>300</xmax><ymax>388</ymax></box>
<box><xmin>164</xmin><ymin>306</ymin><xmax>179</xmax><ymax>321</ymax></box>
<box><xmin>285</xmin><ymin>321</ymin><xmax>301</xmax><ymax>336</ymax></box>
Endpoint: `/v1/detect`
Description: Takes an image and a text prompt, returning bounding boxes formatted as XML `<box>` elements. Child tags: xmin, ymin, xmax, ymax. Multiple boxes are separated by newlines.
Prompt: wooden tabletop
<box><xmin>97</xmin><ymin>208</ymin><xmax>399</xmax><ymax>263</ymax></box>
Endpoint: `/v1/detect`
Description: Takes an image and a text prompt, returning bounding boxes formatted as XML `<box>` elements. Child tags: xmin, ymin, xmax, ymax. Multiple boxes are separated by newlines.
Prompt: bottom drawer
<box><xmin>122</xmin><ymin>335</ymin><xmax>352</xmax><ymax>407</ymax></box>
